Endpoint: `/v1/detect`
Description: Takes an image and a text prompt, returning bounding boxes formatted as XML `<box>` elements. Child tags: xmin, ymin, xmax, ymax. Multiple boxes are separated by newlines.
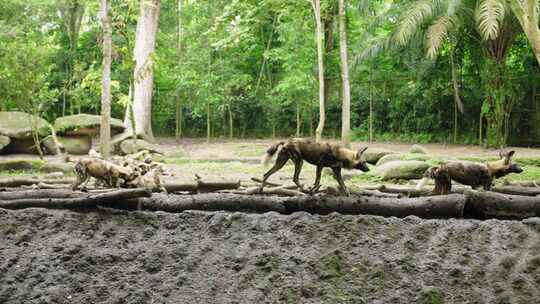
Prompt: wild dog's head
<box><xmin>354</xmin><ymin>147</ymin><xmax>370</xmax><ymax>172</ymax></box>
<box><xmin>489</xmin><ymin>150</ymin><xmax>523</xmax><ymax>178</ymax></box>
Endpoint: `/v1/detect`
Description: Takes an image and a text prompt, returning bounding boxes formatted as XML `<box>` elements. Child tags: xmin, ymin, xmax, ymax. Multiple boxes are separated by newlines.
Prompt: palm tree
<box><xmin>370</xmin><ymin>0</ymin><xmax>521</xmax><ymax>147</ymax></box>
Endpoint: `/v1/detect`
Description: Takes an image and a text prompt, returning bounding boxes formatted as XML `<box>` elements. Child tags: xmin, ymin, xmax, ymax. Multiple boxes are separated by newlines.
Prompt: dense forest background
<box><xmin>1</xmin><ymin>0</ymin><xmax>540</xmax><ymax>147</ymax></box>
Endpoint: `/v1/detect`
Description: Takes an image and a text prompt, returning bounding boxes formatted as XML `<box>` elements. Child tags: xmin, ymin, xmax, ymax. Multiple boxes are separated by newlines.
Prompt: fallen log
<box><xmin>164</xmin><ymin>181</ymin><xmax>241</xmax><ymax>193</ymax></box>
<box><xmin>113</xmin><ymin>193</ymin><xmax>466</xmax><ymax>218</ymax></box>
<box><xmin>0</xmin><ymin>177</ymin><xmax>75</xmax><ymax>188</ymax></box>
<box><xmin>490</xmin><ymin>186</ymin><xmax>540</xmax><ymax>196</ymax></box>
<box><xmin>0</xmin><ymin>188</ymin><xmax>151</xmax><ymax>210</ymax></box>
<box><xmin>464</xmin><ymin>190</ymin><xmax>540</xmax><ymax>220</ymax></box>
<box><xmin>0</xmin><ymin>189</ymin><xmax>84</xmax><ymax>200</ymax></box>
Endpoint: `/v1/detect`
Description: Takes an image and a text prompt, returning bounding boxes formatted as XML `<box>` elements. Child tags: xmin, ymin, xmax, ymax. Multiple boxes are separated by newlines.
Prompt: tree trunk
<box><xmin>175</xmin><ymin>0</ymin><xmax>183</xmax><ymax>142</ymax></box>
<box><xmin>228</xmin><ymin>104</ymin><xmax>233</xmax><ymax>139</ymax></box>
<box><xmin>450</xmin><ymin>49</ymin><xmax>463</xmax><ymax>144</ymax></box>
<box><xmin>312</xmin><ymin>0</ymin><xmax>325</xmax><ymax>142</ymax></box>
<box><xmin>296</xmin><ymin>102</ymin><xmax>301</xmax><ymax>137</ymax></box>
<box><xmin>99</xmin><ymin>0</ymin><xmax>112</xmax><ymax>159</ymax></box>
<box><xmin>175</xmin><ymin>95</ymin><xmax>182</xmax><ymax>141</ymax></box>
<box><xmin>129</xmin><ymin>0</ymin><xmax>161</xmax><ymax>141</ymax></box>
<box><xmin>338</xmin><ymin>0</ymin><xmax>351</xmax><ymax>147</ymax></box>
<box><xmin>369</xmin><ymin>64</ymin><xmax>373</xmax><ymax>142</ymax></box>
<box><xmin>206</xmin><ymin>102</ymin><xmax>211</xmax><ymax>143</ymax></box>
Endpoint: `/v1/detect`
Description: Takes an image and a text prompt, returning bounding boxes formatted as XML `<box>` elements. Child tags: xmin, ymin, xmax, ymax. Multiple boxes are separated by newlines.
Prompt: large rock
<box><xmin>54</xmin><ymin>114</ymin><xmax>124</xmax><ymax>136</ymax></box>
<box><xmin>43</xmin><ymin>135</ymin><xmax>92</xmax><ymax>155</ymax></box>
<box><xmin>0</xmin><ymin>135</ymin><xmax>10</xmax><ymax>152</ymax></box>
<box><xmin>0</xmin><ymin>111</ymin><xmax>49</xmax><ymax>139</ymax></box>
<box><xmin>376</xmin><ymin>153</ymin><xmax>432</xmax><ymax>166</ymax></box>
<box><xmin>2</xmin><ymin>138</ymin><xmax>45</xmax><ymax>154</ymax></box>
<box><xmin>119</xmin><ymin>139</ymin><xmax>163</xmax><ymax>155</ymax></box>
<box><xmin>363</xmin><ymin>148</ymin><xmax>396</xmax><ymax>164</ymax></box>
<box><xmin>371</xmin><ymin>160</ymin><xmax>430</xmax><ymax>181</ymax></box>
<box><xmin>409</xmin><ymin>144</ymin><xmax>429</xmax><ymax>154</ymax></box>
<box><xmin>0</xmin><ymin>159</ymin><xmax>45</xmax><ymax>171</ymax></box>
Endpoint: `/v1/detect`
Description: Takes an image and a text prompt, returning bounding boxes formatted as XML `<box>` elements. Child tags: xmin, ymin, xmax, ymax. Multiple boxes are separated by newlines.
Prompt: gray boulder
<box><xmin>409</xmin><ymin>144</ymin><xmax>429</xmax><ymax>154</ymax></box>
<box><xmin>0</xmin><ymin>111</ymin><xmax>49</xmax><ymax>139</ymax></box>
<box><xmin>44</xmin><ymin>135</ymin><xmax>92</xmax><ymax>155</ymax></box>
<box><xmin>371</xmin><ymin>160</ymin><xmax>430</xmax><ymax>181</ymax></box>
<box><xmin>363</xmin><ymin>148</ymin><xmax>397</xmax><ymax>164</ymax></box>
<box><xmin>54</xmin><ymin>114</ymin><xmax>124</xmax><ymax>136</ymax></box>
<box><xmin>376</xmin><ymin>153</ymin><xmax>432</xmax><ymax>166</ymax></box>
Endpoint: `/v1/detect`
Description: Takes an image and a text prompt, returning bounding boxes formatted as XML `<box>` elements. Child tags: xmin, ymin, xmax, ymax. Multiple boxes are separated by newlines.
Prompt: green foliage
<box><xmin>1</xmin><ymin>0</ymin><xmax>539</xmax><ymax>146</ymax></box>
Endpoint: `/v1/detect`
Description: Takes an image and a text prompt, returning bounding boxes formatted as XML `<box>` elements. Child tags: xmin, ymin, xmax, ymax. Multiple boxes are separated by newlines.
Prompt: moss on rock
<box><xmin>0</xmin><ymin>111</ymin><xmax>49</xmax><ymax>139</ymax></box>
<box><xmin>363</xmin><ymin>148</ymin><xmax>397</xmax><ymax>164</ymax></box>
<box><xmin>54</xmin><ymin>114</ymin><xmax>124</xmax><ymax>136</ymax></box>
<box><xmin>43</xmin><ymin>135</ymin><xmax>92</xmax><ymax>155</ymax></box>
<box><xmin>371</xmin><ymin>160</ymin><xmax>430</xmax><ymax>180</ymax></box>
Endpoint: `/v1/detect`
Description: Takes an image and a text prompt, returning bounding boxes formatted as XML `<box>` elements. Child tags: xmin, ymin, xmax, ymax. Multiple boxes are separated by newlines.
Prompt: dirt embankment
<box><xmin>1</xmin><ymin>208</ymin><xmax>540</xmax><ymax>304</ymax></box>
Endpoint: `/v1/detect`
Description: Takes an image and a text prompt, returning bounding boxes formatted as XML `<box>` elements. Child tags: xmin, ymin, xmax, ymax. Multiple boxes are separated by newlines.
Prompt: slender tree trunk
<box><xmin>175</xmin><ymin>0</ymin><xmax>183</xmax><ymax>142</ymax></box>
<box><xmin>99</xmin><ymin>0</ymin><xmax>112</xmax><ymax>159</ymax></box>
<box><xmin>228</xmin><ymin>104</ymin><xmax>233</xmax><ymax>139</ymax></box>
<box><xmin>449</xmin><ymin>48</ymin><xmax>463</xmax><ymax>144</ymax></box>
<box><xmin>129</xmin><ymin>0</ymin><xmax>161</xmax><ymax>141</ymax></box>
<box><xmin>296</xmin><ymin>102</ymin><xmax>301</xmax><ymax>137</ymax></box>
<box><xmin>369</xmin><ymin>64</ymin><xmax>373</xmax><ymax>142</ymax></box>
<box><xmin>175</xmin><ymin>95</ymin><xmax>182</xmax><ymax>141</ymax></box>
<box><xmin>312</xmin><ymin>0</ymin><xmax>325</xmax><ymax>142</ymax></box>
<box><xmin>338</xmin><ymin>0</ymin><xmax>351</xmax><ymax>147</ymax></box>
<box><xmin>207</xmin><ymin>102</ymin><xmax>211</xmax><ymax>143</ymax></box>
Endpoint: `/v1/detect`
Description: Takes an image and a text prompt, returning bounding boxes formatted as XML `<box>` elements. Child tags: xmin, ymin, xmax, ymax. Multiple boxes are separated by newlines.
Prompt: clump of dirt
<box><xmin>1</xmin><ymin>208</ymin><xmax>540</xmax><ymax>303</ymax></box>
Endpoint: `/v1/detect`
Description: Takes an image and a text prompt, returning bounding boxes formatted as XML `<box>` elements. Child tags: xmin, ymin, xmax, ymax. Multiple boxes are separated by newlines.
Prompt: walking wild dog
<box><xmin>416</xmin><ymin>150</ymin><xmax>523</xmax><ymax>194</ymax></box>
<box><xmin>260</xmin><ymin>138</ymin><xmax>370</xmax><ymax>196</ymax></box>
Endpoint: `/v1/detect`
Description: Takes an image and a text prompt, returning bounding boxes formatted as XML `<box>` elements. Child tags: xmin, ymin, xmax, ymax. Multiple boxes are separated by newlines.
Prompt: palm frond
<box><xmin>475</xmin><ymin>0</ymin><xmax>506</xmax><ymax>40</ymax></box>
<box><xmin>426</xmin><ymin>16</ymin><xmax>454</xmax><ymax>59</ymax></box>
<box><xmin>352</xmin><ymin>37</ymin><xmax>393</xmax><ymax>67</ymax></box>
<box><xmin>393</xmin><ymin>0</ymin><xmax>439</xmax><ymax>46</ymax></box>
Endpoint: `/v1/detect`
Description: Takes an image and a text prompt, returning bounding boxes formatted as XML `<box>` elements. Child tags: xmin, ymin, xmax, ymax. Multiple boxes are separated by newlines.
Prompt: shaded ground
<box><xmin>1</xmin><ymin>208</ymin><xmax>540</xmax><ymax>303</ymax></box>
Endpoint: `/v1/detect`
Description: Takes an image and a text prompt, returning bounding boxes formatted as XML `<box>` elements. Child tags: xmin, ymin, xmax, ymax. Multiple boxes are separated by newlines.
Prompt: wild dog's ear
<box><xmin>499</xmin><ymin>150</ymin><xmax>506</xmax><ymax>159</ymax></box>
<box><xmin>356</xmin><ymin>147</ymin><xmax>368</xmax><ymax>159</ymax></box>
<box><xmin>505</xmin><ymin>150</ymin><xmax>515</xmax><ymax>164</ymax></box>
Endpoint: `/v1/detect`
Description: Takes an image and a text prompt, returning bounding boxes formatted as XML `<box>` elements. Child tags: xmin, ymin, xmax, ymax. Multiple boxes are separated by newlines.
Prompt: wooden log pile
<box><xmin>1</xmin><ymin>157</ymin><xmax>540</xmax><ymax>220</ymax></box>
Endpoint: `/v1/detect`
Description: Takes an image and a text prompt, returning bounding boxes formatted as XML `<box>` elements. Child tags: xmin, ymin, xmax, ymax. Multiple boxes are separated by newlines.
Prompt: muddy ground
<box><xmin>1</xmin><ymin>208</ymin><xmax>540</xmax><ymax>304</ymax></box>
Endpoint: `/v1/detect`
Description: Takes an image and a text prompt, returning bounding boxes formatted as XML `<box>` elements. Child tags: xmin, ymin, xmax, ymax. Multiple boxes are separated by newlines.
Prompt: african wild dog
<box><xmin>260</xmin><ymin>138</ymin><xmax>370</xmax><ymax>196</ymax></box>
<box><xmin>416</xmin><ymin>150</ymin><xmax>523</xmax><ymax>194</ymax></box>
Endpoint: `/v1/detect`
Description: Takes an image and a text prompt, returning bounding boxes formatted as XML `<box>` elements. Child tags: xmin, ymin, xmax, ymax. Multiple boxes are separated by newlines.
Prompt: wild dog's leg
<box><xmin>331</xmin><ymin>167</ymin><xmax>349</xmax><ymax>196</ymax></box>
<box><xmin>483</xmin><ymin>183</ymin><xmax>492</xmax><ymax>191</ymax></box>
<box><xmin>260</xmin><ymin>149</ymin><xmax>289</xmax><ymax>191</ymax></box>
<box><xmin>309</xmin><ymin>165</ymin><xmax>323</xmax><ymax>193</ymax></box>
<box><xmin>292</xmin><ymin>157</ymin><xmax>304</xmax><ymax>190</ymax></box>
<box><xmin>72</xmin><ymin>161</ymin><xmax>87</xmax><ymax>191</ymax></box>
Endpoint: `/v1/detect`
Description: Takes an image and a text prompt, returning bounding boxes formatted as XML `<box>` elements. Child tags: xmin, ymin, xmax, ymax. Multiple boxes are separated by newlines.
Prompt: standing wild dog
<box><xmin>416</xmin><ymin>150</ymin><xmax>523</xmax><ymax>194</ymax></box>
<box><xmin>260</xmin><ymin>138</ymin><xmax>370</xmax><ymax>195</ymax></box>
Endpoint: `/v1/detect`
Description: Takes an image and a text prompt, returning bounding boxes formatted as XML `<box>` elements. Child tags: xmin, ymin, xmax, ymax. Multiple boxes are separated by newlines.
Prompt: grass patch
<box><xmin>418</xmin><ymin>287</ymin><xmax>444</xmax><ymax>304</ymax></box>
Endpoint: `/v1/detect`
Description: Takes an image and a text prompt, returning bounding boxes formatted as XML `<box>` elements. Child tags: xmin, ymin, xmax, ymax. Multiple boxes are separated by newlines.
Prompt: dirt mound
<box><xmin>1</xmin><ymin>208</ymin><xmax>540</xmax><ymax>303</ymax></box>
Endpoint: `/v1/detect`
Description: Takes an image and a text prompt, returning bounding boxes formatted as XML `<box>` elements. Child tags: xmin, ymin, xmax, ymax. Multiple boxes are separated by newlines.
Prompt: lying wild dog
<box><xmin>72</xmin><ymin>157</ymin><xmax>136</xmax><ymax>190</ymax></box>
<box><xmin>416</xmin><ymin>150</ymin><xmax>523</xmax><ymax>194</ymax></box>
<box><xmin>260</xmin><ymin>138</ymin><xmax>370</xmax><ymax>195</ymax></box>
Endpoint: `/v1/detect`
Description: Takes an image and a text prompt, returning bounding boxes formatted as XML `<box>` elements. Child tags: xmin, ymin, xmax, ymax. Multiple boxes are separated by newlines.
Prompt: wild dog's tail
<box><xmin>416</xmin><ymin>166</ymin><xmax>437</xmax><ymax>190</ymax></box>
<box><xmin>261</xmin><ymin>141</ymin><xmax>285</xmax><ymax>166</ymax></box>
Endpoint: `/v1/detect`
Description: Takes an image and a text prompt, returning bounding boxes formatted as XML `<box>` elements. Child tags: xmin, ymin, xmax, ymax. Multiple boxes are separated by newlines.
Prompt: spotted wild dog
<box><xmin>260</xmin><ymin>138</ymin><xmax>370</xmax><ymax>196</ymax></box>
<box><xmin>416</xmin><ymin>150</ymin><xmax>523</xmax><ymax>194</ymax></box>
